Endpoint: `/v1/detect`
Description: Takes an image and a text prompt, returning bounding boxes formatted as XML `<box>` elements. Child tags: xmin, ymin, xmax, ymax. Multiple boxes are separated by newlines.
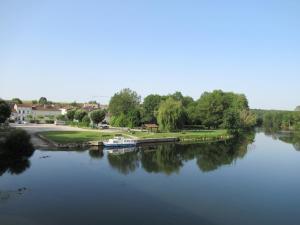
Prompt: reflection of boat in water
<box><xmin>103</xmin><ymin>137</ymin><xmax>137</xmax><ymax>147</ymax></box>
<box><xmin>105</xmin><ymin>147</ymin><xmax>137</xmax><ymax>155</ymax></box>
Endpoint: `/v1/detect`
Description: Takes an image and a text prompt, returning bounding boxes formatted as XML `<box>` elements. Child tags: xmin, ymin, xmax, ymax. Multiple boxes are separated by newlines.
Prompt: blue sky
<box><xmin>0</xmin><ymin>0</ymin><xmax>299</xmax><ymax>109</ymax></box>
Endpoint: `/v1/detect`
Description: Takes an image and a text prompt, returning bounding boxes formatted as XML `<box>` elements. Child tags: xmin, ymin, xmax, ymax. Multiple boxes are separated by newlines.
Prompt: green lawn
<box><xmin>39</xmin><ymin>130</ymin><xmax>230</xmax><ymax>144</ymax></box>
<box><xmin>130</xmin><ymin>130</ymin><xmax>230</xmax><ymax>141</ymax></box>
<box><xmin>39</xmin><ymin>131</ymin><xmax>115</xmax><ymax>144</ymax></box>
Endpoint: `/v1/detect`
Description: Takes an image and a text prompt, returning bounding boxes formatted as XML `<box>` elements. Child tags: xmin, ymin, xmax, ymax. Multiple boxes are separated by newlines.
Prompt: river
<box><xmin>1</xmin><ymin>131</ymin><xmax>300</xmax><ymax>225</ymax></box>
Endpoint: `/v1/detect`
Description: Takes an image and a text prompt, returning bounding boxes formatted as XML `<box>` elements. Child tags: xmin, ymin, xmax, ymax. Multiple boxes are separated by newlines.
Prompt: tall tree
<box><xmin>141</xmin><ymin>94</ymin><xmax>162</xmax><ymax>123</ymax></box>
<box><xmin>38</xmin><ymin>97</ymin><xmax>48</xmax><ymax>105</ymax></box>
<box><xmin>90</xmin><ymin>109</ymin><xmax>106</xmax><ymax>125</ymax></box>
<box><xmin>109</xmin><ymin>88</ymin><xmax>141</xmax><ymax>116</ymax></box>
<box><xmin>11</xmin><ymin>98</ymin><xmax>22</xmax><ymax>104</ymax></box>
<box><xmin>74</xmin><ymin>109</ymin><xmax>87</xmax><ymax>122</ymax></box>
<box><xmin>0</xmin><ymin>99</ymin><xmax>11</xmax><ymax>123</ymax></box>
<box><xmin>157</xmin><ymin>98</ymin><xmax>185</xmax><ymax>131</ymax></box>
<box><xmin>66</xmin><ymin>109</ymin><xmax>76</xmax><ymax>121</ymax></box>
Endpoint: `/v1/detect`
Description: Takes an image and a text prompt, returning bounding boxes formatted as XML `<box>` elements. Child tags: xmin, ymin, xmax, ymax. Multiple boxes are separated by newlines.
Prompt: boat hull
<box><xmin>103</xmin><ymin>143</ymin><xmax>137</xmax><ymax>148</ymax></box>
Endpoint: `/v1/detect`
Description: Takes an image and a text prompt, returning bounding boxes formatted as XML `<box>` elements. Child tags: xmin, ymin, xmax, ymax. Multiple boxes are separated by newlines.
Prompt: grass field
<box><xmin>39</xmin><ymin>129</ymin><xmax>230</xmax><ymax>144</ymax></box>
<box><xmin>39</xmin><ymin>131</ymin><xmax>116</xmax><ymax>144</ymax></box>
<box><xmin>130</xmin><ymin>130</ymin><xmax>230</xmax><ymax>141</ymax></box>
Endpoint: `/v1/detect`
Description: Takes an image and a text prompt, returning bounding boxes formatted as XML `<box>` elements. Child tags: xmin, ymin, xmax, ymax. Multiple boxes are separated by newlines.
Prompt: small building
<box><xmin>13</xmin><ymin>103</ymin><xmax>33</xmax><ymax>121</ymax></box>
<box><xmin>12</xmin><ymin>104</ymin><xmax>62</xmax><ymax>122</ymax></box>
<box><xmin>143</xmin><ymin>124</ymin><xmax>159</xmax><ymax>132</ymax></box>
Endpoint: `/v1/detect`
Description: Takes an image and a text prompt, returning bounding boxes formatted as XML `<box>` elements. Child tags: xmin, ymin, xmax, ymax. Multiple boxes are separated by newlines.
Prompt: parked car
<box><xmin>98</xmin><ymin>123</ymin><xmax>109</xmax><ymax>129</ymax></box>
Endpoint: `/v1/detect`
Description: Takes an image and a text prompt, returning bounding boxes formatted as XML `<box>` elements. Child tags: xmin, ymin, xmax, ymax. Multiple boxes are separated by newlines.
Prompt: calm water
<box><xmin>1</xmin><ymin>131</ymin><xmax>300</xmax><ymax>225</ymax></box>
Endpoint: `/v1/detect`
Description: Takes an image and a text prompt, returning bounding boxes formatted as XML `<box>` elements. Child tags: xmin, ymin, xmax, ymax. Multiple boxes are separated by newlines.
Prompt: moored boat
<box><xmin>103</xmin><ymin>136</ymin><xmax>137</xmax><ymax>147</ymax></box>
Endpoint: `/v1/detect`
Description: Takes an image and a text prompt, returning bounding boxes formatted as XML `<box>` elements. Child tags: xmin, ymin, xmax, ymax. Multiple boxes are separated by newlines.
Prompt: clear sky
<box><xmin>0</xmin><ymin>0</ymin><xmax>299</xmax><ymax>110</ymax></box>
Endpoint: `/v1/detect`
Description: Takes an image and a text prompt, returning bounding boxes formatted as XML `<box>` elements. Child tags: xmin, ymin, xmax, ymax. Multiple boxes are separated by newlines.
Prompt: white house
<box><xmin>13</xmin><ymin>104</ymin><xmax>33</xmax><ymax>121</ymax></box>
<box><xmin>13</xmin><ymin>104</ymin><xmax>62</xmax><ymax>121</ymax></box>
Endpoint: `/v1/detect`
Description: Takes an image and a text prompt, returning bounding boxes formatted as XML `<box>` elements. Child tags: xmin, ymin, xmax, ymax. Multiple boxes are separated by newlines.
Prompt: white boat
<box><xmin>103</xmin><ymin>136</ymin><xmax>137</xmax><ymax>147</ymax></box>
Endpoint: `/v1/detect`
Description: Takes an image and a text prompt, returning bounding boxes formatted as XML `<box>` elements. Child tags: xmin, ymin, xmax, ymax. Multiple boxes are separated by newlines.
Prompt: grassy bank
<box><xmin>39</xmin><ymin>129</ymin><xmax>230</xmax><ymax>144</ymax></box>
<box><xmin>130</xmin><ymin>130</ymin><xmax>230</xmax><ymax>141</ymax></box>
<box><xmin>39</xmin><ymin>131</ymin><xmax>115</xmax><ymax>144</ymax></box>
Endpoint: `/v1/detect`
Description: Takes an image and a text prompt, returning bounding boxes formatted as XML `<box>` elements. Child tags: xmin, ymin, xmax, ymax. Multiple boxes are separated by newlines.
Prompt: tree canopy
<box><xmin>109</xmin><ymin>88</ymin><xmax>141</xmax><ymax>116</ymax></box>
<box><xmin>74</xmin><ymin>109</ymin><xmax>87</xmax><ymax>122</ymax></box>
<box><xmin>39</xmin><ymin>97</ymin><xmax>48</xmax><ymax>105</ymax></box>
<box><xmin>90</xmin><ymin>109</ymin><xmax>105</xmax><ymax>125</ymax></box>
<box><xmin>157</xmin><ymin>97</ymin><xmax>185</xmax><ymax>131</ymax></box>
<box><xmin>0</xmin><ymin>99</ymin><xmax>11</xmax><ymax>123</ymax></box>
<box><xmin>11</xmin><ymin>98</ymin><xmax>22</xmax><ymax>104</ymax></box>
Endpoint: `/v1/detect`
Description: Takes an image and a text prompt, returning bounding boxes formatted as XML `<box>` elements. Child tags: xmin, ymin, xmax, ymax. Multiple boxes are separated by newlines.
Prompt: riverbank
<box><xmin>38</xmin><ymin>129</ymin><xmax>231</xmax><ymax>148</ymax></box>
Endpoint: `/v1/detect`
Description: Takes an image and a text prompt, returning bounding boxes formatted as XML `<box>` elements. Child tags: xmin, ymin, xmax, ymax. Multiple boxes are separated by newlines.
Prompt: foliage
<box><xmin>32</xmin><ymin>100</ymin><xmax>38</xmax><ymax>104</ymax></box>
<box><xmin>141</xmin><ymin>94</ymin><xmax>162</xmax><ymax>123</ymax></box>
<box><xmin>90</xmin><ymin>109</ymin><xmax>105</xmax><ymax>125</ymax></box>
<box><xmin>38</xmin><ymin>97</ymin><xmax>48</xmax><ymax>105</ymax></box>
<box><xmin>157</xmin><ymin>97</ymin><xmax>185</xmax><ymax>131</ymax></box>
<box><xmin>193</xmin><ymin>90</ymin><xmax>250</xmax><ymax>129</ymax></box>
<box><xmin>109</xmin><ymin>88</ymin><xmax>141</xmax><ymax>116</ymax></box>
<box><xmin>0</xmin><ymin>129</ymin><xmax>34</xmax><ymax>158</ymax></box>
<box><xmin>56</xmin><ymin>114</ymin><xmax>67</xmax><ymax>121</ymax></box>
<box><xmin>109</xmin><ymin>88</ymin><xmax>141</xmax><ymax>127</ymax></box>
<box><xmin>295</xmin><ymin>106</ymin><xmax>300</xmax><ymax>111</ymax></box>
<box><xmin>67</xmin><ymin>109</ymin><xmax>77</xmax><ymax>121</ymax></box>
<box><xmin>0</xmin><ymin>99</ymin><xmax>11</xmax><ymax>123</ymax></box>
<box><xmin>74</xmin><ymin>109</ymin><xmax>88</xmax><ymax>122</ymax></box>
<box><xmin>11</xmin><ymin>98</ymin><xmax>22</xmax><ymax>104</ymax></box>
<box><xmin>82</xmin><ymin>115</ymin><xmax>91</xmax><ymax>125</ymax></box>
<box><xmin>0</xmin><ymin>129</ymin><xmax>34</xmax><ymax>176</ymax></box>
<box><xmin>262</xmin><ymin>111</ymin><xmax>300</xmax><ymax>131</ymax></box>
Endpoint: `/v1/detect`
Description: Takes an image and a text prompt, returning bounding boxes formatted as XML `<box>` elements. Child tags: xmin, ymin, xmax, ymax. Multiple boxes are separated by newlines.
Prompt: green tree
<box><xmin>56</xmin><ymin>114</ymin><xmax>67</xmax><ymax>121</ymax></box>
<box><xmin>82</xmin><ymin>115</ymin><xmax>91</xmax><ymax>125</ymax></box>
<box><xmin>38</xmin><ymin>97</ymin><xmax>47</xmax><ymax>105</ymax></box>
<box><xmin>66</xmin><ymin>109</ymin><xmax>76</xmax><ymax>121</ymax></box>
<box><xmin>239</xmin><ymin>109</ymin><xmax>257</xmax><ymax>129</ymax></box>
<box><xmin>222</xmin><ymin>108</ymin><xmax>241</xmax><ymax>133</ymax></box>
<box><xmin>11</xmin><ymin>98</ymin><xmax>22</xmax><ymax>104</ymax></box>
<box><xmin>32</xmin><ymin>100</ymin><xmax>38</xmax><ymax>104</ymax></box>
<box><xmin>141</xmin><ymin>94</ymin><xmax>162</xmax><ymax>123</ymax></box>
<box><xmin>157</xmin><ymin>97</ymin><xmax>185</xmax><ymax>131</ymax></box>
<box><xmin>74</xmin><ymin>109</ymin><xmax>87</xmax><ymax>122</ymax></box>
<box><xmin>90</xmin><ymin>109</ymin><xmax>106</xmax><ymax>125</ymax></box>
<box><xmin>295</xmin><ymin>106</ymin><xmax>300</xmax><ymax>111</ymax></box>
<box><xmin>108</xmin><ymin>88</ymin><xmax>141</xmax><ymax>127</ymax></box>
<box><xmin>109</xmin><ymin>88</ymin><xmax>141</xmax><ymax>116</ymax></box>
<box><xmin>127</xmin><ymin>108</ymin><xmax>141</xmax><ymax>128</ymax></box>
<box><xmin>0</xmin><ymin>99</ymin><xmax>11</xmax><ymax>123</ymax></box>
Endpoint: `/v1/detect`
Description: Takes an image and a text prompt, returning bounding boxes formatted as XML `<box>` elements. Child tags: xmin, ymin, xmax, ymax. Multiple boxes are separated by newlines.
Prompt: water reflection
<box><xmin>263</xmin><ymin>130</ymin><xmax>300</xmax><ymax>151</ymax></box>
<box><xmin>0</xmin><ymin>129</ymin><xmax>35</xmax><ymax>176</ymax></box>
<box><xmin>106</xmin><ymin>132</ymin><xmax>255</xmax><ymax>175</ymax></box>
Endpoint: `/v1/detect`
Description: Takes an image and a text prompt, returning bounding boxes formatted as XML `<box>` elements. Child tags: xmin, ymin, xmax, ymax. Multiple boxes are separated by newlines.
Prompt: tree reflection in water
<box><xmin>263</xmin><ymin>130</ymin><xmax>300</xmax><ymax>151</ymax></box>
<box><xmin>106</xmin><ymin>132</ymin><xmax>255</xmax><ymax>175</ymax></box>
<box><xmin>0</xmin><ymin>129</ymin><xmax>35</xmax><ymax>176</ymax></box>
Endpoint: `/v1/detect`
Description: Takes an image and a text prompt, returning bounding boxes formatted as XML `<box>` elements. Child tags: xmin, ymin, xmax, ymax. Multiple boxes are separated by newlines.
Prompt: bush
<box><xmin>45</xmin><ymin>120</ymin><xmax>54</xmax><ymax>124</ymax></box>
<box><xmin>74</xmin><ymin>109</ymin><xmax>88</xmax><ymax>122</ymax></box>
<box><xmin>0</xmin><ymin>129</ymin><xmax>34</xmax><ymax>158</ymax></box>
<box><xmin>82</xmin><ymin>115</ymin><xmax>91</xmax><ymax>126</ymax></box>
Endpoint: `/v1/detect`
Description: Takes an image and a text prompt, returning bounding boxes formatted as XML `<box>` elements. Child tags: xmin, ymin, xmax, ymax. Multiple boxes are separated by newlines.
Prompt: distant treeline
<box><xmin>252</xmin><ymin>109</ymin><xmax>300</xmax><ymax>131</ymax></box>
<box><xmin>108</xmin><ymin>89</ymin><xmax>257</xmax><ymax>132</ymax></box>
